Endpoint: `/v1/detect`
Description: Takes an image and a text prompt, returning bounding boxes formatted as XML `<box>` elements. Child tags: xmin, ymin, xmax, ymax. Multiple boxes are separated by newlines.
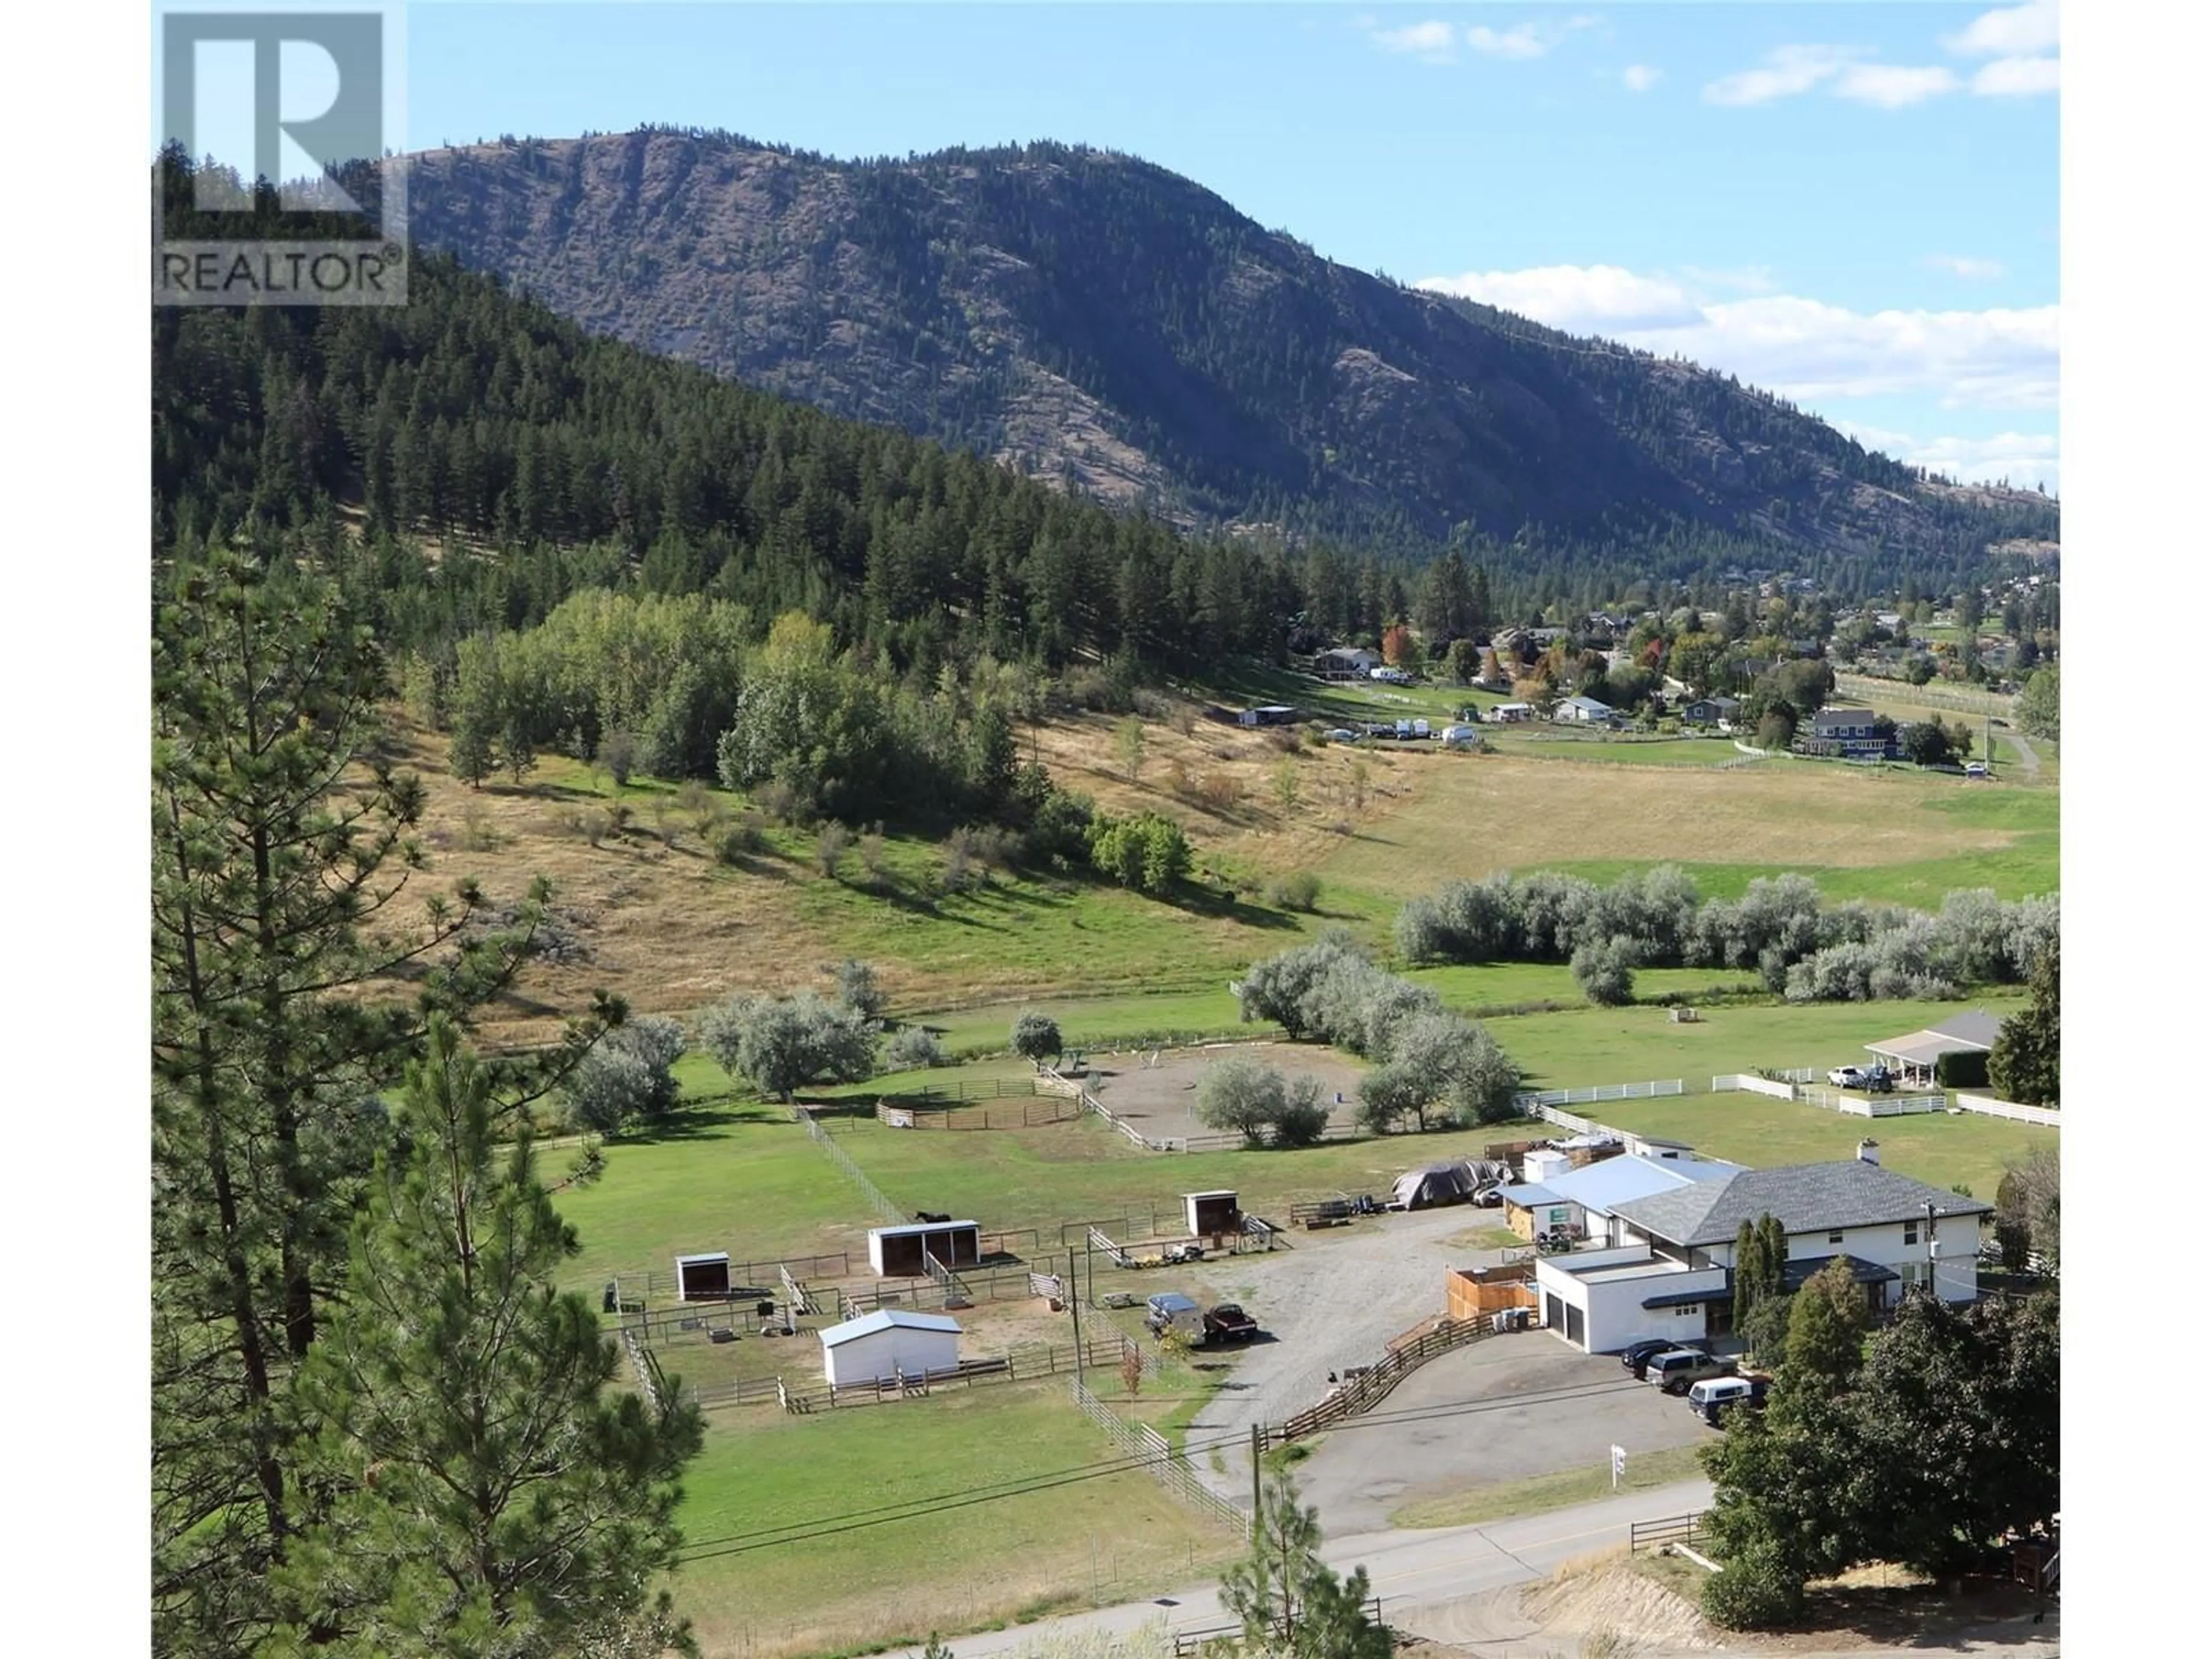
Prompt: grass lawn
<box><xmin>552</xmin><ymin>1073</ymin><xmax>874</xmax><ymax>1293</ymax></box>
<box><xmin>1478</xmin><ymin>995</ymin><xmax>2028</xmax><ymax>1090</ymax></box>
<box><xmin>1584</xmin><ymin>1092</ymin><xmax>2054</xmax><ymax>1198</ymax></box>
<box><xmin>1390</xmin><ymin>1442</ymin><xmax>1710</xmax><ymax>1529</ymax></box>
<box><xmin>669</xmin><ymin>1385</ymin><xmax>1240</xmax><ymax>1659</ymax></box>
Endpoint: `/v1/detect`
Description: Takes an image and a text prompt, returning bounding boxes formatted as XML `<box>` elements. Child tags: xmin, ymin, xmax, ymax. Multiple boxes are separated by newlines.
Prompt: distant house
<box><xmin>1864</xmin><ymin>1010</ymin><xmax>2006</xmax><ymax>1088</ymax></box>
<box><xmin>1681</xmin><ymin>695</ymin><xmax>1742</xmax><ymax>728</ymax></box>
<box><xmin>1491</xmin><ymin>702</ymin><xmax>1536</xmax><ymax>724</ymax></box>
<box><xmin>1314</xmin><ymin>646</ymin><xmax>1380</xmax><ymax>680</ymax></box>
<box><xmin>1237</xmin><ymin>705</ymin><xmax>1300</xmax><ymax>727</ymax></box>
<box><xmin>1801</xmin><ymin>707</ymin><xmax>1893</xmax><ymax>760</ymax></box>
<box><xmin>1554</xmin><ymin>695</ymin><xmax>1615</xmax><ymax>725</ymax></box>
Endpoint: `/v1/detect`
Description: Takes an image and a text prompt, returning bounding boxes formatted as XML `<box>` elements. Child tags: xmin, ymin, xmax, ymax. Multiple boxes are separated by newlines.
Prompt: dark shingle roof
<box><xmin>1609</xmin><ymin>1161</ymin><xmax>1991</xmax><ymax>1247</ymax></box>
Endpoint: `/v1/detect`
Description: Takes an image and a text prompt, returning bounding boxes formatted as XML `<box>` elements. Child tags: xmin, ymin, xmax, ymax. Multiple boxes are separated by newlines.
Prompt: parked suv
<box><xmin>1623</xmin><ymin>1338</ymin><xmax>1704</xmax><ymax>1381</ymax></box>
<box><xmin>1828</xmin><ymin>1065</ymin><xmax>1869</xmax><ymax>1089</ymax></box>
<box><xmin>1646</xmin><ymin>1350</ymin><xmax>1736</xmax><ymax>1394</ymax></box>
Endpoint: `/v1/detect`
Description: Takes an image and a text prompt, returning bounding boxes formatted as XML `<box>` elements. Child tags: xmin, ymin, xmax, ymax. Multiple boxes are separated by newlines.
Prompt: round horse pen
<box><xmin>1076</xmin><ymin>1041</ymin><xmax>1370</xmax><ymax>1147</ymax></box>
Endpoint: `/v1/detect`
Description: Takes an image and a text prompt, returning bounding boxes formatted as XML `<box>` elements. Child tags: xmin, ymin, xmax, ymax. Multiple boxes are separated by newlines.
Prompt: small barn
<box><xmin>673</xmin><ymin>1252</ymin><xmax>731</xmax><ymax>1302</ymax></box>
<box><xmin>868</xmin><ymin>1219</ymin><xmax>983</xmax><ymax>1279</ymax></box>
<box><xmin>1393</xmin><ymin>1160</ymin><xmax>1478</xmax><ymax>1210</ymax></box>
<box><xmin>820</xmin><ymin>1309</ymin><xmax>962</xmax><ymax>1388</ymax></box>
<box><xmin>1183</xmin><ymin>1191</ymin><xmax>1240</xmax><ymax>1236</ymax></box>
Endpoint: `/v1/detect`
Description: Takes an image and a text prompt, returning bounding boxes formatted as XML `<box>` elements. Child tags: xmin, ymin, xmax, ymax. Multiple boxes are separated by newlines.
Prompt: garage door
<box><xmin>1565</xmin><ymin>1304</ymin><xmax>1586</xmax><ymax>1348</ymax></box>
<box><xmin>1544</xmin><ymin>1292</ymin><xmax>1564</xmax><ymax>1330</ymax></box>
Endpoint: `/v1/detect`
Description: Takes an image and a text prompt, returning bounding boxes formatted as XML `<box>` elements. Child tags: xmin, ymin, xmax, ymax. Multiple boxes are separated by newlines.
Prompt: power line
<box><xmin>673</xmin><ymin>1372</ymin><xmax>1651</xmax><ymax>1562</ymax></box>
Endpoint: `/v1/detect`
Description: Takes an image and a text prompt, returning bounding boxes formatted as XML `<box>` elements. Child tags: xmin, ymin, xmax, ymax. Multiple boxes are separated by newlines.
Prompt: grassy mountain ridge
<box><xmin>406</xmin><ymin>130</ymin><xmax>2056</xmax><ymax>563</ymax></box>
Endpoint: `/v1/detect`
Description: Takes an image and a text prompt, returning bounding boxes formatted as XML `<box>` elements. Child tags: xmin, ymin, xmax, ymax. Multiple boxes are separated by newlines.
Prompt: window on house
<box><xmin>1828</xmin><ymin>1230</ymin><xmax>1844</xmax><ymax>1244</ymax></box>
<box><xmin>1673</xmin><ymin>1305</ymin><xmax>1700</xmax><ymax>1316</ymax></box>
<box><xmin>1904</xmin><ymin>1225</ymin><xmax>1919</xmax><ymax>1247</ymax></box>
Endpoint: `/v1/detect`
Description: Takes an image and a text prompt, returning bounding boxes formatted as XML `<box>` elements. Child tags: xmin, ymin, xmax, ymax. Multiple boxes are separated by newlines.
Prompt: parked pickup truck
<box><xmin>1202</xmin><ymin>1304</ymin><xmax>1262</xmax><ymax>1344</ymax></box>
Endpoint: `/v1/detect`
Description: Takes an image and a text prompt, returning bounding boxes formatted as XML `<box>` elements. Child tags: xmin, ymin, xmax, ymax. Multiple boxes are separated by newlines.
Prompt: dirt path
<box><xmin>2004</xmin><ymin>732</ymin><xmax>2043</xmax><ymax>778</ymax></box>
<box><xmin>1180</xmin><ymin>1210</ymin><xmax>1511</xmax><ymax>1499</ymax></box>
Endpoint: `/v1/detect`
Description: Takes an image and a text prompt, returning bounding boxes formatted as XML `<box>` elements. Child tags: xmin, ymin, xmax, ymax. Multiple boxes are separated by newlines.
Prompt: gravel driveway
<box><xmin>1180</xmin><ymin>1209</ymin><xmax>1506</xmax><ymax>1501</ymax></box>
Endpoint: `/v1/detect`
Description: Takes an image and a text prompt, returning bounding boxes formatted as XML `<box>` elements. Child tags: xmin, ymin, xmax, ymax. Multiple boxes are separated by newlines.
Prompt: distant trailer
<box><xmin>1237</xmin><ymin>705</ymin><xmax>1301</xmax><ymax>727</ymax></box>
<box><xmin>868</xmin><ymin>1221</ymin><xmax>983</xmax><ymax>1279</ymax></box>
<box><xmin>674</xmin><ymin>1252</ymin><xmax>732</xmax><ymax>1301</ymax></box>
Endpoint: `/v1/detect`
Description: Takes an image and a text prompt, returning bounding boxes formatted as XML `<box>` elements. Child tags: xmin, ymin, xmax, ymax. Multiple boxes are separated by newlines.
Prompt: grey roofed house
<box><xmin>1607</xmin><ymin>1161</ymin><xmax>1991</xmax><ymax>1249</ymax></box>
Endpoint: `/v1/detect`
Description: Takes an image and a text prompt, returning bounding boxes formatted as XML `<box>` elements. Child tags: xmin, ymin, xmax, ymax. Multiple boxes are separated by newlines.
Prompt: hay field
<box><xmin>1318</xmin><ymin>749</ymin><xmax>2048</xmax><ymax>902</ymax></box>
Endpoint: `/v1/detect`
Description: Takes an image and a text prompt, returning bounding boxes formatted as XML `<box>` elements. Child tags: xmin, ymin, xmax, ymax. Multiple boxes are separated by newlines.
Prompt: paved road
<box><xmin>942</xmin><ymin>1478</ymin><xmax>1717</xmax><ymax>1658</ymax></box>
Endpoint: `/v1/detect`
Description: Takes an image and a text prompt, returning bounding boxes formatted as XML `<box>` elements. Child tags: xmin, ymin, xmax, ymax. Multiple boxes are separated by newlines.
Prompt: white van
<box><xmin>1439</xmin><ymin>724</ymin><xmax>1478</xmax><ymax>748</ymax></box>
<box><xmin>1687</xmin><ymin>1374</ymin><xmax>1768</xmax><ymax>1425</ymax></box>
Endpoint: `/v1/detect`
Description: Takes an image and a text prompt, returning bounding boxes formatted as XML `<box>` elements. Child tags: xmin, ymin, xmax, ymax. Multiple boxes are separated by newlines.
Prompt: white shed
<box><xmin>1522</xmin><ymin>1147</ymin><xmax>1572</xmax><ymax>1185</ymax></box>
<box><xmin>819</xmin><ymin>1309</ymin><xmax>962</xmax><ymax>1388</ymax></box>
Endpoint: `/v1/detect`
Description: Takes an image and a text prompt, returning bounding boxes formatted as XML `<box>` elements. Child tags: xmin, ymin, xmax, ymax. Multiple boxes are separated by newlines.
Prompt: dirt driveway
<box><xmin>1083</xmin><ymin>1041</ymin><xmax>1371</xmax><ymax>1144</ymax></box>
<box><xmin>1290</xmin><ymin>1332</ymin><xmax>1715</xmax><ymax>1533</ymax></box>
<box><xmin>1177</xmin><ymin>1207</ymin><xmax>1501</xmax><ymax>1502</ymax></box>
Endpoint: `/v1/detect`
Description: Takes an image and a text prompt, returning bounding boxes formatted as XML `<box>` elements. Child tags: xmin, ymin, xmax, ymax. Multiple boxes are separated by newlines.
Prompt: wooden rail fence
<box><xmin>795</xmin><ymin>1107</ymin><xmax>905</xmax><ymax>1224</ymax></box>
<box><xmin>1271</xmin><ymin>1315</ymin><xmax>1497</xmax><ymax>1442</ymax></box>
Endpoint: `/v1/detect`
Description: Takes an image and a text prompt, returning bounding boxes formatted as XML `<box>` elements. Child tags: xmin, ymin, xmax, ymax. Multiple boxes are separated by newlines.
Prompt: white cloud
<box><xmin>1833</xmin><ymin>422</ymin><xmax>2059</xmax><ymax>493</ymax></box>
<box><xmin>1622</xmin><ymin>63</ymin><xmax>1662</xmax><ymax>92</ymax></box>
<box><xmin>1417</xmin><ymin>264</ymin><xmax>1703</xmax><ymax>331</ymax></box>
<box><xmin>1371</xmin><ymin>20</ymin><xmax>1459</xmax><ymax>62</ymax></box>
<box><xmin>1942</xmin><ymin>0</ymin><xmax>2060</xmax><ymax>59</ymax></box>
<box><xmin>1467</xmin><ymin>24</ymin><xmax>1548</xmax><ymax>61</ymax></box>
<box><xmin>1703</xmin><ymin>44</ymin><xmax>1863</xmax><ymax>107</ymax></box>
<box><xmin>1414</xmin><ymin>264</ymin><xmax>2059</xmax><ymax>410</ymax></box>
<box><xmin>1929</xmin><ymin>254</ymin><xmax>2006</xmax><ymax>280</ymax></box>
<box><xmin>1676</xmin><ymin>263</ymin><xmax>1779</xmax><ymax>295</ymax></box>
<box><xmin>1835</xmin><ymin>63</ymin><xmax>1962</xmax><ymax>108</ymax></box>
<box><xmin>1972</xmin><ymin>55</ymin><xmax>2061</xmax><ymax>96</ymax></box>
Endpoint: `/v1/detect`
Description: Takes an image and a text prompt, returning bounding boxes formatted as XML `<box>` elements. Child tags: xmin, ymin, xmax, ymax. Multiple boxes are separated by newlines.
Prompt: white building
<box><xmin>1554</xmin><ymin>695</ymin><xmax>1615</xmax><ymax>724</ymax></box>
<box><xmin>819</xmin><ymin>1308</ymin><xmax>962</xmax><ymax>1388</ymax></box>
<box><xmin>1532</xmin><ymin>1153</ymin><xmax>1991</xmax><ymax>1353</ymax></box>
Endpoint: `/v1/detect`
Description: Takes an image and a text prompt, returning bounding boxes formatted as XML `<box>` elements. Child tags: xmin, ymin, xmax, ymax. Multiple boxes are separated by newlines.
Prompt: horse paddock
<box><xmin>1078</xmin><ymin>1041</ymin><xmax>1371</xmax><ymax>1144</ymax></box>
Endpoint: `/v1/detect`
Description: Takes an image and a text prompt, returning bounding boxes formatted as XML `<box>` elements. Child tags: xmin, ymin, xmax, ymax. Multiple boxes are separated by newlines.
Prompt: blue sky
<box><xmin>396</xmin><ymin>1</ymin><xmax>2059</xmax><ymax>490</ymax></box>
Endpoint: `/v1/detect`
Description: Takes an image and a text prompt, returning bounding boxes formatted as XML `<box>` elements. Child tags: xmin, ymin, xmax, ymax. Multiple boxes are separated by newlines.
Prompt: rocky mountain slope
<box><xmin>406</xmin><ymin>130</ymin><xmax>2056</xmax><ymax>560</ymax></box>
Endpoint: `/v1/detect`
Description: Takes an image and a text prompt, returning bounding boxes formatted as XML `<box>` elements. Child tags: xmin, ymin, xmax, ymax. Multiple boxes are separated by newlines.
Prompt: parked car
<box><xmin>1619</xmin><ymin>1339</ymin><xmax>1677</xmax><ymax>1376</ymax></box>
<box><xmin>1203</xmin><ymin>1304</ymin><xmax>1262</xmax><ymax>1344</ymax></box>
<box><xmin>1324</xmin><ymin>728</ymin><xmax>1359</xmax><ymax>744</ymax></box>
<box><xmin>1965</xmin><ymin>761</ymin><xmax>1989</xmax><ymax>778</ymax></box>
<box><xmin>1438</xmin><ymin>724</ymin><xmax>1479</xmax><ymax>748</ymax></box>
<box><xmin>1688</xmin><ymin>1374</ymin><xmax>1770</xmax><ymax>1426</ymax></box>
<box><xmin>1828</xmin><ymin>1065</ymin><xmax>1869</xmax><ymax>1089</ymax></box>
<box><xmin>1144</xmin><ymin>1293</ymin><xmax>1205</xmax><ymax>1344</ymax></box>
<box><xmin>1649</xmin><ymin>1350</ymin><xmax>1737</xmax><ymax>1395</ymax></box>
<box><xmin>1862</xmin><ymin>1065</ymin><xmax>1895</xmax><ymax>1093</ymax></box>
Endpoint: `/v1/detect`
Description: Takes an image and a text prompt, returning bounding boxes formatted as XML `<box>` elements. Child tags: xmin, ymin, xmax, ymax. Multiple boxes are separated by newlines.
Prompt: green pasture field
<box><xmin>668</xmin><ymin>1384</ymin><xmax>1239</xmax><ymax>1659</ymax></box>
<box><xmin>1586</xmin><ymin>1090</ymin><xmax>2053</xmax><ymax>1198</ymax></box>
<box><xmin>906</xmin><ymin>965</ymin><xmax>1768</xmax><ymax>1058</ymax></box>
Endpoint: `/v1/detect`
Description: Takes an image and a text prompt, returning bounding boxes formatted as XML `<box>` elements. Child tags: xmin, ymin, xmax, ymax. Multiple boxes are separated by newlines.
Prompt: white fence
<box><xmin>1951</xmin><ymin>1094</ymin><xmax>2062</xmax><ymax>1127</ymax></box>
<box><xmin>1518</xmin><ymin>1079</ymin><xmax>1684</xmax><ymax>1110</ymax></box>
<box><xmin>1712</xmin><ymin>1073</ymin><xmax>1796</xmax><ymax>1100</ymax></box>
<box><xmin>1793</xmin><ymin>1086</ymin><xmax>1947</xmax><ymax>1118</ymax></box>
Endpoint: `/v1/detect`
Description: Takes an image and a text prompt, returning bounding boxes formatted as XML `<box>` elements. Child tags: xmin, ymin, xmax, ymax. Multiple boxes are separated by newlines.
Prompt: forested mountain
<box><xmin>403</xmin><ymin>129</ymin><xmax>2057</xmax><ymax>567</ymax></box>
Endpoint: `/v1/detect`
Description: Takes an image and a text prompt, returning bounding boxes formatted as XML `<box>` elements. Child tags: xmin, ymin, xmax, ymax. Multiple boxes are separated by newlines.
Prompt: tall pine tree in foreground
<box><xmin>271</xmin><ymin>1019</ymin><xmax>704</xmax><ymax>1658</ymax></box>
